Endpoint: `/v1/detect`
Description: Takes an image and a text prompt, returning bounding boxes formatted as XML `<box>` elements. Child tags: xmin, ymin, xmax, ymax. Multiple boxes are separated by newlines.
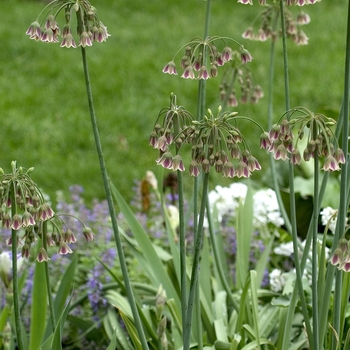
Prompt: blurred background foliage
<box><xmin>0</xmin><ymin>0</ymin><xmax>345</xmax><ymax>203</ymax></box>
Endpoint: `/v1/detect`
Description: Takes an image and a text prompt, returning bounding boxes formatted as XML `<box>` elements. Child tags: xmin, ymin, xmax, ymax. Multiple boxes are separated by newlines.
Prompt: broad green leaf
<box><xmin>257</xmin><ymin>304</ymin><xmax>279</xmax><ymax>338</ymax></box>
<box><xmin>103</xmin><ymin>308</ymin><xmax>133</xmax><ymax>350</ymax></box>
<box><xmin>29</xmin><ymin>260</ymin><xmax>47</xmax><ymax>350</ymax></box>
<box><xmin>43</xmin><ymin>253</ymin><xmax>77</xmax><ymax>343</ymax></box>
<box><xmin>214</xmin><ymin>319</ymin><xmax>228</xmax><ymax>342</ymax></box>
<box><xmin>0</xmin><ymin>304</ymin><xmax>11</xmax><ymax>349</ymax></box>
<box><xmin>249</xmin><ymin>271</ymin><xmax>260</xmax><ymax>348</ymax></box>
<box><xmin>111</xmin><ymin>183</ymin><xmax>181</xmax><ymax>310</ymax></box>
<box><xmin>213</xmin><ymin>291</ymin><xmax>227</xmax><ymax>323</ymax></box>
<box><xmin>236</xmin><ymin>185</ymin><xmax>253</xmax><ymax>289</ymax></box>
<box><xmin>106</xmin><ymin>329</ymin><xmax>117</xmax><ymax>350</ymax></box>
<box><xmin>241</xmin><ymin>339</ymin><xmax>276</xmax><ymax>350</ymax></box>
<box><xmin>106</xmin><ymin>290</ymin><xmax>132</xmax><ymax>317</ymax></box>
<box><xmin>40</xmin><ymin>296</ymin><xmax>72</xmax><ymax>350</ymax></box>
<box><xmin>200</xmin><ymin>234</ymin><xmax>212</xmax><ymax>313</ymax></box>
<box><xmin>54</xmin><ymin>253</ymin><xmax>77</xmax><ymax>317</ymax></box>
<box><xmin>255</xmin><ymin>233</ymin><xmax>274</xmax><ymax>287</ymax></box>
<box><xmin>119</xmin><ymin>309</ymin><xmax>142</xmax><ymax>350</ymax></box>
<box><xmin>51</xmin><ymin>295</ymin><xmax>72</xmax><ymax>350</ymax></box>
<box><xmin>235</xmin><ymin>275</ymin><xmax>252</xmax><ymax>333</ymax></box>
<box><xmin>271</xmin><ymin>296</ymin><xmax>290</xmax><ymax>307</ymax></box>
<box><xmin>214</xmin><ymin>340</ymin><xmax>231</xmax><ymax>350</ymax></box>
<box><xmin>66</xmin><ymin>315</ymin><xmax>104</xmax><ymax>343</ymax></box>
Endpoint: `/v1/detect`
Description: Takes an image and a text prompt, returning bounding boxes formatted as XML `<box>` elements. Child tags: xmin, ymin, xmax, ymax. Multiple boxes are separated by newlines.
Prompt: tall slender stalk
<box><xmin>279</xmin><ymin>0</ymin><xmax>313</xmax><ymax>347</ymax></box>
<box><xmin>80</xmin><ymin>46</ymin><xmax>149</xmax><ymax>350</ymax></box>
<box><xmin>331</xmin><ymin>0</ymin><xmax>350</xmax><ymax>347</ymax></box>
<box><xmin>191</xmin><ymin>0</ymin><xmax>211</xmax><ymax>346</ymax></box>
<box><xmin>183</xmin><ymin>173</ymin><xmax>210</xmax><ymax>350</ymax></box>
<box><xmin>267</xmin><ymin>11</ymin><xmax>292</xmax><ymax>234</ymax></box>
<box><xmin>311</xmin><ymin>149</ymin><xmax>320</xmax><ymax>350</ymax></box>
<box><xmin>11</xmin><ymin>187</ymin><xmax>24</xmax><ymax>350</ymax></box>
<box><xmin>173</xmin><ymin>114</ymin><xmax>187</xmax><ymax>343</ymax></box>
<box><xmin>206</xmin><ymin>201</ymin><xmax>239</xmax><ymax>312</ymax></box>
<box><xmin>43</xmin><ymin>221</ymin><xmax>56</xmax><ymax>330</ymax></box>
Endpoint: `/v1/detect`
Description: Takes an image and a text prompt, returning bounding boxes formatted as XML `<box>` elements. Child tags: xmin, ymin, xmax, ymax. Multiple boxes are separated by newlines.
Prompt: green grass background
<box><xmin>0</xmin><ymin>0</ymin><xmax>346</xmax><ymax>202</ymax></box>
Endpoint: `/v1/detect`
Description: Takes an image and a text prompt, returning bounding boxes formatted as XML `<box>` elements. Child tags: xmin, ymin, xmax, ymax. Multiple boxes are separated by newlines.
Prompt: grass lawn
<box><xmin>0</xmin><ymin>0</ymin><xmax>345</xmax><ymax>203</ymax></box>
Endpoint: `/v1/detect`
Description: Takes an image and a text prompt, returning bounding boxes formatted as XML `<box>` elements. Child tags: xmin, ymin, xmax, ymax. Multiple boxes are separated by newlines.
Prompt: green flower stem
<box><xmin>189</xmin><ymin>0</ymin><xmax>212</xmax><ymax>346</ymax></box>
<box><xmin>312</xmin><ymin>149</ymin><xmax>320</xmax><ymax>350</ymax></box>
<box><xmin>284</xmin><ymin>163</ymin><xmax>332</xmax><ymax>350</ymax></box>
<box><xmin>206</xmin><ymin>200</ymin><xmax>239</xmax><ymax>312</ymax></box>
<box><xmin>174</xmin><ymin>115</ymin><xmax>187</xmax><ymax>342</ymax></box>
<box><xmin>183</xmin><ymin>172</ymin><xmax>209</xmax><ymax>350</ymax></box>
<box><xmin>318</xmin><ymin>101</ymin><xmax>344</xmax><ymax>346</ymax></box>
<box><xmin>177</xmin><ymin>169</ymin><xmax>187</xmax><ymax>342</ymax></box>
<box><xmin>332</xmin><ymin>1</ymin><xmax>350</xmax><ymax>347</ymax></box>
<box><xmin>279</xmin><ymin>0</ymin><xmax>313</xmax><ymax>347</ymax></box>
<box><xmin>267</xmin><ymin>11</ymin><xmax>291</xmax><ymax>233</ymax></box>
<box><xmin>10</xmin><ymin>188</ymin><xmax>24</xmax><ymax>350</ymax></box>
<box><xmin>80</xmin><ymin>46</ymin><xmax>149</xmax><ymax>350</ymax></box>
<box><xmin>42</xmin><ymin>221</ymin><xmax>56</xmax><ymax>330</ymax></box>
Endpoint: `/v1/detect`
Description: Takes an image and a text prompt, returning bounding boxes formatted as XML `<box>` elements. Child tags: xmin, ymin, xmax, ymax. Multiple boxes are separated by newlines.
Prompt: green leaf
<box><xmin>103</xmin><ymin>308</ymin><xmax>133</xmax><ymax>350</ymax></box>
<box><xmin>66</xmin><ymin>315</ymin><xmax>104</xmax><ymax>343</ymax></box>
<box><xmin>257</xmin><ymin>304</ymin><xmax>279</xmax><ymax>338</ymax></box>
<box><xmin>111</xmin><ymin>182</ymin><xmax>181</xmax><ymax>310</ymax></box>
<box><xmin>214</xmin><ymin>319</ymin><xmax>228</xmax><ymax>342</ymax></box>
<box><xmin>29</xmin><ymin>261</ymin><xmax>47</xmax><ymax>350</ymax></box>
<box><xmin>240</xmin><ymin>338</ymin><xmax>276</xmax><ymax>350</ymax></box>
<box><xmin>106</xmin><ymin>329</ymin><xmax>117</xmax><ymax>350</ymax></box>
<box><xmin>235</xmin><ymin>185</ymin><xmax>253</xmax><ymax>289</ymax></box>
<box><xmin>255</xmin><ymin>233</ymin><xmax>274</xmax><ymax>287</ymax></box>
<box><xmin>249</xmin><ymin>271</ymin><xmax>260</xmax><ymax>348</ymax></box>
<box><xmin>119</xmin><ymin>309</ymin><xmax>142</xmax><ymax>350</ymax></box>
<box><xmin>51</xmin><ymin>295</ymin><xmax>73</xmax><ymax>350</ymax></box>
<box><xmin>54</xmin><ymin>253</ymin><xmax>77</xmax><ymax>318</ymax></box>
<box><xmin>43</xmin><ymin>253</ymin><xmax>77</xmax><ymax>343</ymax></box>
<box><xmin>39</xmin><ymin>296</ymin><xmax>73</xmax><ymax>350</ymax></box>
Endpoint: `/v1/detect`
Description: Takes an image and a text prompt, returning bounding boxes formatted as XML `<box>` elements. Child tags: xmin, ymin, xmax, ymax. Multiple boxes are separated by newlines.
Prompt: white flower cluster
<box><xmin>269</xmin><ymin>269</ymin><xmax>287</xmax><ymax>293</ymax></box>
<box><xmin>207</xmin><ymin>183</ymin><xmax>284</xmax><ymax>228</ymax></box>
<box><xmin>208</xmin><ymin>183</ymin><xmax>247</xmax><ymax>223</ymax></box>
<box><xmin>253</xmin><ymin>188</ymin><xmax>284</xmax><ymax>228</ymax></box>
<box><xmin>0</xmin><ymin>251</ymin><xmax>25</xmax><ymax>288</ymax></box>
<box><xmin>320</xmin><ymin>206</ymin><xmax>338</xmax><ymax>234</ymax></box>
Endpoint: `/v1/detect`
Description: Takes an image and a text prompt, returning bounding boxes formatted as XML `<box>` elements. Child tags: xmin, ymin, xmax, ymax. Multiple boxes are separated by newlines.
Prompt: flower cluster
<box><xmin>184</xmin><ymin>107</ymin><xmax>261</xmax><ymax>178</ymax></box>
<box><xmin>219</xmin><ymin>51</ymin><xmax>264</xmax><ymax>107</ymax></box>
<box><xmin>261</xmin><ymin>108</ymin><xmax>345</xmax><ymax>172</ymax></box>
<box><xmin>238</xmin><ymin>0</ymin><xmax>321</xmax><ymax>6</ymax></box>
<box><xmin>329</xmin><ymin>238</ymin><xmax>350</xmax><ymax>272</ymax></box>
<box><xmin>151</xmin><ymin>100</ymin><xmax>261</xmax><ymax>178</ymax></box>
<box><xmin>25</xmin><ymin>0</ymin><xmax>110</xmax><ymax>48</ymax></box>
<box><xmin>149</xmin><ymin>93</ymin><xmax>193</xmax><ymax>172</ymax></box>
<box><xmin>0</xmin><ymin>162</ymin><xmax>94</xmax><ymax>262</ymax></box>
<box><xmin>162</xmin><ymin>36</ymin><xmax>252</xmax><ymax>80</ymax></box>
<box><xmin>320</xmin><ymin>206</ymin><xmax>340</xmax><ymax>234</ymax></box>
<box><xmin>241</xmin><ymin>3</ymin><xmax>316</xmax><ymax>45</ymax></box>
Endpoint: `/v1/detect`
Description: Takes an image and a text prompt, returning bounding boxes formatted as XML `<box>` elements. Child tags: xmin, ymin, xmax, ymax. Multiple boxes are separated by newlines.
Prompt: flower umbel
<box><xmin>0</xmin><ymin>162</ymin><xmax>94</xmax><ymax>261</ymax></box>
<box><xmin>26</xmin><ymin>0</ymin><xmax>110</xmax><ymax>48</ymax></box>
<box><xmin>241</xmin><ymin>3</ymin><xmax>318</xmax><ymax>46</ymax></box>
<box><xmin>162</xmin><ymin>36</ymin><xmax>253</xmax><ymax>80</ymax></box>
<box><xmin>152</xmin><ymin>103</ymin><xmax>262</xmax><ymax>178</ymax></box>
<box><xmin>263</xmin><ymin>107</ymin><xmax>344</xmax><ymax>172</ymax></box>
<box><xmin>150</xmin><ymin>93</ymin><xmax>193</xmax><ymax>172</ymax></box>
<box><xmin>219</xmin><ymin>50</ymin><xmax>263</xmax><ymax>107</ymax></box>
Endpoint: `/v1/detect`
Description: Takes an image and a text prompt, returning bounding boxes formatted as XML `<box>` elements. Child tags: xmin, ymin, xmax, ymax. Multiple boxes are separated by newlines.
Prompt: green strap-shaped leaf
<box><xmin>29</xmin><ymin>259</ymin><xmax>48</xmax><ymax>350</ymax></box>
<box><xmin>111</xmin><ymin>183</ymin><xmax>180</xmax><ymax>309</ymax></box>
<box><xmin>43</xmin><ymin>253</ymin><xmax>77</xmax><ymax>343</ymax></box>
